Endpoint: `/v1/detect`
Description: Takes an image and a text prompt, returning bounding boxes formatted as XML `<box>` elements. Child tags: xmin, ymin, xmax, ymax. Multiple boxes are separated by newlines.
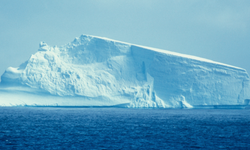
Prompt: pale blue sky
<box><xmin>0</xmin><ymin>0</ymin><xmax>250</xmax><ymax>76</ymax></box>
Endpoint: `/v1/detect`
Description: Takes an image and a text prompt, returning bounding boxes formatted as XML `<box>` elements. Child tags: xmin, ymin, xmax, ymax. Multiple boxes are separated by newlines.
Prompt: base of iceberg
<box><xmin>1</xmin><ymin>34</ymin><xmax>250</xmax><ymax>108</ymax></box>
<box><xmin>0</xmin><ymin>85</ymin><xmax>130</xmax><ymax>107</ymax></box>
<box><xmin>1</xmin><ymin>84</ymin><xmax>249</xmax><ymax>109</ymax></box>
<box><xmin>1</xmin><ymin>83</ymin><xmax>249</xmax><ymax>109</ymax></box>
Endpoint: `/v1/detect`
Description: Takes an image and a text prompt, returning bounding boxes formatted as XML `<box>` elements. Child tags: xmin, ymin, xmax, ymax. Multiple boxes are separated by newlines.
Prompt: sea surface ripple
<box><xmin>0</xmin><ymin>107</ymin><xmax>250</xmax><ymax>149</ymax></box>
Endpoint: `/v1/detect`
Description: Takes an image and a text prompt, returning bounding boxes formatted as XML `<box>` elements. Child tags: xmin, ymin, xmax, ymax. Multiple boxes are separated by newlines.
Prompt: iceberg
<box><xmin>0</xmin><ymin>34</ymin><xmax>250</xmax><ymax>108</ymax></box>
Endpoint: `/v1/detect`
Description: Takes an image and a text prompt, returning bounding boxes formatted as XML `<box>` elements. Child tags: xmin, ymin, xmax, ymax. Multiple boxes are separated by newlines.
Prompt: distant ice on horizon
<box><xmin>0</xmin><ymin>34</ymin><xmax>250</xmax><ymax>108</ymax></box>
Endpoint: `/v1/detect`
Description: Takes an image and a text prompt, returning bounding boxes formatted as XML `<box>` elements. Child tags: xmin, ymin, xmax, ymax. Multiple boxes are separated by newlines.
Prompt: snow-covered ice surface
<box><xmin>1</xmin><ymin>34</ymin><xmax>250</xmax><ymax>108</ymax></box>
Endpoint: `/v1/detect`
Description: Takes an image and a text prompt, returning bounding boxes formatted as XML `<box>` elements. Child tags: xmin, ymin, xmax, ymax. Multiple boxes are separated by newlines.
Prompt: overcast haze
<box><xmin>0</xmin><ymin>0</ymin><xmax>250</xmax><ymax>77</ymax></box>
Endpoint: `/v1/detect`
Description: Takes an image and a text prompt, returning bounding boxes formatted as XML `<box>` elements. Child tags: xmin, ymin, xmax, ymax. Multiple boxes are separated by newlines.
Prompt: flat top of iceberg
<box><xmin>86</xmin><ymin>34</ymin><xmax>244</xmax><ymax>71</ymax></box>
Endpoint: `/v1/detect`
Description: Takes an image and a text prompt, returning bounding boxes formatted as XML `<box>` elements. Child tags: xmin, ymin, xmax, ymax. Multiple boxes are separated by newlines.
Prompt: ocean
<box><xmin>0</xmin><ymin>107</ymin><xmax>250</xmax><ymax>149</ymax></box>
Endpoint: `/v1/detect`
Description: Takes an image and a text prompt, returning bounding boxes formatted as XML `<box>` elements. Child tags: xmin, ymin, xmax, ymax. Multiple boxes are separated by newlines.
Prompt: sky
<box><xmin>0</xmin><ymin>0</ymin><xmax>250</xmax><ymax>76</ymax></box>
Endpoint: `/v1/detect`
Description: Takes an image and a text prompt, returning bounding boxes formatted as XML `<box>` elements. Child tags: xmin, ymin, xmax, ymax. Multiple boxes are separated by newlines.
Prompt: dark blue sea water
<box><xmin>0</xmin><ymin>108</ymin><xmax>250</xmax><ymax>149</ymax></box>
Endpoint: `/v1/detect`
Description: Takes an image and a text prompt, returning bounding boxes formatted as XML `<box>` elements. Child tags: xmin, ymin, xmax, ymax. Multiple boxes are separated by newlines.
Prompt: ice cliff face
<box><xmin>1</xmin><ymin>35</ymin><xmax>250</xmax><ymax>107</ymax></box>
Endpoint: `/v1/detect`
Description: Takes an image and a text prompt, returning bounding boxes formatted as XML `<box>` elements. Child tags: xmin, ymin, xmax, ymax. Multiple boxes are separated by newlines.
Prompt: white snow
<box><xmin>0</xmin><ymin>34</ymin><xmax>250</xmax><ymax>108</ymax></box>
